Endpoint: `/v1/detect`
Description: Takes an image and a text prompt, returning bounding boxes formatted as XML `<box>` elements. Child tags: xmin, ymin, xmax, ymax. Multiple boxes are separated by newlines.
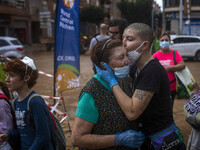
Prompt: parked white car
<box><xmin>0</xmin><ymin>36</ymin><xmax>24</xmax><ymax>59</ymax></box>
<box><xmin>170</xmin><ymin>35</ymin><xmax>200</xmax><ymax>61</ymax></box>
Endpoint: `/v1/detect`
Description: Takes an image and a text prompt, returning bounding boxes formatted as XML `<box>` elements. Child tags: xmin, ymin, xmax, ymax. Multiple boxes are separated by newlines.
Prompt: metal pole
<box><xmin>179</xmin><ymin>0</ymin><xmax>183</xmax><ymax>34</ymax></box>
<box><xmin>162</xmin><ymin>0</ymin><xmax>166</xmax><ymax>33</ymax></box>
<box><xmin>187</xmin><ymin>0</ymin><xmax>191</xmax><ymax>35</ymax></box>
<box><xmin>152</xmin><ymin>2</ymin><xmax>154</xmax><ymax>30</ymax></box>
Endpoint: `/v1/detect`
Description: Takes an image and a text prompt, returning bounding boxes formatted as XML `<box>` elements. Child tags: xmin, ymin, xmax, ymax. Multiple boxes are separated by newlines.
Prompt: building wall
<box><xmin>0</xmin><ymin>0</ymin><xmax>31</xmax><ymax>44</ymax></box>
<box><xmin>171</xmin><ymin>19</ymin><xmax>179</xmax><ymax>34</ymax></box>
<box><xmin>0</xmin><ymin>0</ymin><xmax>56</xmax><ymax>44</ymax></box>
<box><xmin>164</xmin><ymin>0</ymin><xmax>200</xmax><ymax>35</ymax></box>
<box><xmin>110</xmin><ymin>0</ymin><xmax>121</xmax><ymax>19</ymax></box>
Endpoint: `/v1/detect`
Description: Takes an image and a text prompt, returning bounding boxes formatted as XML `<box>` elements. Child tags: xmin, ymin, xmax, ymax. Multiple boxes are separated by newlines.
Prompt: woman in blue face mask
<box><xmin>152</xmin><ymin>32</ymin><xmax>186</xmax><ymax>107</ymax></box>
<box><xmin>71</xmin><ymin>39</ymin><xmax>145</xmax><ymax>150</ymax></box>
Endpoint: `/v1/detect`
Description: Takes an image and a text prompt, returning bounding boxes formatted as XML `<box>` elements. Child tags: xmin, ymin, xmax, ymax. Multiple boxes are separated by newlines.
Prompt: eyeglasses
<box><xmin>108</xmin><ymin>31</ymin><xmax>120</xmax><ymax>35</ymax></box>
<box><xmin>101</xmin><ymin>39</ymin><xmax>111</xmax><ymax>52</ymax></box>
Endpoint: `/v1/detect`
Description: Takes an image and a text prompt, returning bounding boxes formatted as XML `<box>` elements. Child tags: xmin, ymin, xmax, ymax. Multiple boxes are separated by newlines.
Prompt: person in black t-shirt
<box><xmin>95</xmin><ymin>23</ymin><xmax>186</xmax><ymax>150</ymax></box>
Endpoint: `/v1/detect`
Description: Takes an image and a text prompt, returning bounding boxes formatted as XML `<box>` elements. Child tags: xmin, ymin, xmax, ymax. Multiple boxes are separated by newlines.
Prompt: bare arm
<box><xmin>71</xmin><ymin>117</ymin><xmax>114</xmax><ymax>149</ymax></box>
<box><xmin>165</xmin><ymin>61</ymin><xmax>186</xmax><ymax>72</ymax></box>
<box><xmin>88</xmin><ymin>46</ymin><xmax>93</xmax><ymax>56</ymax></box>
<box><xmin>112</xmin><ymin>85</ymin><xmax>154</xmax><ymax>121</ymax></box>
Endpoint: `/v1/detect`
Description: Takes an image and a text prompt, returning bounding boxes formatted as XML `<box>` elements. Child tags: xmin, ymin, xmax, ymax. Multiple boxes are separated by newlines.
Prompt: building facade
<box><xmin>164</xmin><ymin>0</ymin><xmax>200</xmax><ymax>35</ymax></box>
<box><xmin>0</xmin><ymin>0</ymin><xmax>56</xmax><ymax>44</ymax></box>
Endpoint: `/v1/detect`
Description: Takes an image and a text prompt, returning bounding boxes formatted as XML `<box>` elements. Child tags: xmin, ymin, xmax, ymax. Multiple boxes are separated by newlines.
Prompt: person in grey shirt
<box><xmin>88</xmin><ymin>23</ymin><xmax>109</xmax><ymax>55</ymax></box>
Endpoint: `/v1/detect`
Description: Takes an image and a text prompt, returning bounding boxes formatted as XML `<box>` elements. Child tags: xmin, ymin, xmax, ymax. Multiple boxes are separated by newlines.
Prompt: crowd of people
<box><xmin>0</xmin><ymin>18</ymin><xmax>199</xmax><ymax>150</ymax></box>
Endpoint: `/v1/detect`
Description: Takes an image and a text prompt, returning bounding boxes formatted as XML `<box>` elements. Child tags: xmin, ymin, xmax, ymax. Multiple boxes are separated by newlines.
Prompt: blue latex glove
<box><xmin>114</xmin><ymin>130</ymin><xmax>145</xmax><ymax>148</ymax></box>
<box><xmin>95</xmin><ymin>63</ymin><xmax>119</xmax><ymax>88</ymax></box>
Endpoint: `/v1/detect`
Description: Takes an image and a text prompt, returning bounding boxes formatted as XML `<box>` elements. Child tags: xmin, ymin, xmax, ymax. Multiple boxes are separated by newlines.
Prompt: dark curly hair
<box><xmin>3</xmin><ymin>58</ymin><xmax>38</xmax><ymax>89</ymax></box>
<box><xmin>91</xmin><ymin>38</ymin><xmax>123</xmax><ymax>73</ymax></box>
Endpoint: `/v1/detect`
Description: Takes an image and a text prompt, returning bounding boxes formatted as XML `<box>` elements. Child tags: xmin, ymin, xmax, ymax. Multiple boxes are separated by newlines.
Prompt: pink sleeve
<box><xmin>175</xmin><ymin>51</ymin><xmax>183</xmax><ymax>64</ymax></box>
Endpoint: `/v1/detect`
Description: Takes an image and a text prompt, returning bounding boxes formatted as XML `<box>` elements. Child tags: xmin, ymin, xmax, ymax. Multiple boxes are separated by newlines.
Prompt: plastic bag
<box><xmin>175</xmin><ymin>67</ymin><xmax>198</xmax><ymax>99</ymax></box>
<box><xmin>184</xmin><ymin>89</ymin><xmax>200</xmax><ymax>131</ymax></box>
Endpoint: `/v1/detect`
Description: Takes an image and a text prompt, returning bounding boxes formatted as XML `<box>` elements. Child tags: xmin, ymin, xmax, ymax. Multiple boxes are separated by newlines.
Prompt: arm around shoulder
<box><xmin>112</xmin><ymin>85</ymin><xmax>154</xmax><ymax>121</ymax></box>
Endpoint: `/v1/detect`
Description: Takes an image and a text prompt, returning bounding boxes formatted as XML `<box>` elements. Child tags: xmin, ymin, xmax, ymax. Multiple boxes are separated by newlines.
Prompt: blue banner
<box><xmin>55</xmin><ymin>0</ymin><xmax>80</xmax><ymax>95</ymax></box>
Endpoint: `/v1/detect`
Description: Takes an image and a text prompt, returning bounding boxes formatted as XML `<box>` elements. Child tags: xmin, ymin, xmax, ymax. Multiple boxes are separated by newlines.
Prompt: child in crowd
<box><xmin>0</xmin><ymin>56</ymin><xmax>55</xmax><ymax>150</ymax></box>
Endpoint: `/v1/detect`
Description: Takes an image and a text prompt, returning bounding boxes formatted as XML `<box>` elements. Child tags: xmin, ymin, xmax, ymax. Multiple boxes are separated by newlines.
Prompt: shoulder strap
<box><xmin>11</xmin><ymin>97</ymin><xmax>16</xmax><ymax>111</ymax></box>
<box><xmin>27</xmin><ymin>93</ymin><xmax>58</xmax><ymax>130</ymax></box>
<box><xmin>173</xmin><ymin>50</ymin><xmax>177</xmax><ymax>65</ymax></box>
<box><xmin>0</xmin><ymin>93</ymin><xmax>10</xmax><ymax>104</ymax></box>
<box><xmin>94</xmin><ymin>36</ymin><xmax>99</xmax><ymax>43</ymax></box>
<box><xmin>27</xmin><ymin>93</ymin><xmax>41</xmax><ymax>111</ymax></box>
<box><xmin>11</xmin><ymin>93</ymin><xmax>41</xmax><ymax>111</ymax></box>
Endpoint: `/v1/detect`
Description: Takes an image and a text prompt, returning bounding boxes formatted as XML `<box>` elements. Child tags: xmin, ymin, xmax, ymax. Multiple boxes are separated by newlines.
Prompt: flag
<box><xmin>54</xmin><ymin>0</ymin><xmax>80</xmax><ymax>95</ymax></box>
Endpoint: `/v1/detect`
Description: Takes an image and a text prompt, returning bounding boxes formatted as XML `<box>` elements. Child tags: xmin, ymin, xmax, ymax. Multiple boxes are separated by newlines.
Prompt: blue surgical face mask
<box><xmin>113</xmin><ymin>65</ymin><xmax>130</xmax><ymax>81</ymax></box>
<box><xmin>160</xmin><ymin>41</ymin><xmax>170</xmax><ymax>49</ymax></box>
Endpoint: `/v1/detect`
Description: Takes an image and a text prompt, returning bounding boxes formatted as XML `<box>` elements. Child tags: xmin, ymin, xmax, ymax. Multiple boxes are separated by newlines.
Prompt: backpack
<box><xmin>184</xmin><ymin>89</ymin><xmax>200</xmax><ymax>132</ymax></box>
<box><xmin>11</xmin><ymin>93</ymin><xmax>66</xmax><ymax>150</ymax></box>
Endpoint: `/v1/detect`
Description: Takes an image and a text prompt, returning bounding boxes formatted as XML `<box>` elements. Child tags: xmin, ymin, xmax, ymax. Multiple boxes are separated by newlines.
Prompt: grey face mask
<box><xmin>128</xmin><ymin>42</ymin><xmax>144</xmax><ymax>65</ymax></box>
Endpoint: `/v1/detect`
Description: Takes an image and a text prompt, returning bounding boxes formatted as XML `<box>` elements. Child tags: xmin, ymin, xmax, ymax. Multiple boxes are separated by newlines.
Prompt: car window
<box><xmin>172</xmin><ymin>37</ymin><xmax>200</xmax><ymax>44</ymax></box>
<box><xmin>172</xmin><ymin>38</ymin><xmax>183</xmax><ymax>43</ymax></box>
<box><xmin>11</xmin><ymin>40</ymin><xmax>21</xmax><ymax>45</ymax></box>
<box><xmin>189</xmin><ymin>38</ymin><xmax>200</xmax><ymax>42</ymax></box>
<box><xmin>0</xmin><ymin>39</ymin><xmax>9</xmax><ymax>47</ymax></box>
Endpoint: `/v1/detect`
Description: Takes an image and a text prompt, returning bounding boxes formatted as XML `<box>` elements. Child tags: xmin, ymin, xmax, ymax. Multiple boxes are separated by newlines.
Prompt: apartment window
<box><xmin>16</xmin><ymin>0</ymin><xmax>26</xmax><ymax>8</ymax></box>
<box><xmin>43</xmin><ymin>1</ymin><xmax>48</xmax><ymax>11</ymax></box>
<box><xmin>191</xmin><ymin>0</ymin><xmax>200</xmax><ymax>5</ymax></box>
<box><xmin>165</xmin><ymin>0</ymin><xmax>183</xmax><ymax>7</ymax></box>
<box><xmin>0</xmin><ymin>0</ymin><xmax>15</xmax><ymax>6</ymax></box>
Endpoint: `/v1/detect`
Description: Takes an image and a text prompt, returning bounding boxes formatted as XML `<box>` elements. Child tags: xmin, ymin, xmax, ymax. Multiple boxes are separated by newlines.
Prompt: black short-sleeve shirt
<box><xmin>130</xmin><ymin>58</ymin><xmax>174</xmax><ymax>135</ymax></box>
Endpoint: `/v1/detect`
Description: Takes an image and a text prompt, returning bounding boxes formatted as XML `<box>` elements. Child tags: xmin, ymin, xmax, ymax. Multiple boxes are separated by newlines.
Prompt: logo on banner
<box><xmin>55</xmin><ymin>64</ymin><xmax>80</xmax><ymax>94</ymax></box>
<box><xmin>63</xmin><ymin>0</ymin><xmax>74</xmax><ymax>8</ymax></box>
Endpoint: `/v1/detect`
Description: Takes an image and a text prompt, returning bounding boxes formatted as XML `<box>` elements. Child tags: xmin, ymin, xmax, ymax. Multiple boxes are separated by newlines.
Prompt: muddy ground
<box><xmin>25</xmin><ymin>45</ymin><xmax>200</xmax><ymax>149</ymax></box>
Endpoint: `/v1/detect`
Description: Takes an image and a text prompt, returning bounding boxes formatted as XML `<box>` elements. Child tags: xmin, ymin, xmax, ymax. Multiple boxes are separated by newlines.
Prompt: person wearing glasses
<box><xmin>152</xmin><ymin>32</ymin><xmax>185</xmax><ymax>107</ymax></box>
<box><xmin>109</xmin><ymin>19</ymin><xmax>128</xmax><ymax>40</ymax></box>
<box><xmin>71</xmin><ymin>39</ymin><xmax>145</xmax><ymax>150</ymax></box>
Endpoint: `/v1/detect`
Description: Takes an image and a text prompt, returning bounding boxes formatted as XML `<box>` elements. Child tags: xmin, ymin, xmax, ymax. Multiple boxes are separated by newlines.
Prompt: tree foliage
<box><xmin>79</xmin><ymin>6</ymin><xmax>107</xmax><ymax>25</ymax></box>
<box><xmin>117</xmin><ymin>0</ymin><xmax>153</xmax><ymax>26</ymax></box>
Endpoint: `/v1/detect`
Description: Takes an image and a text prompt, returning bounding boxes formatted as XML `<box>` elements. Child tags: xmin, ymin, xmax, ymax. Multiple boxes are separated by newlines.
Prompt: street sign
<box><xmin>39</xmin><ymin>11</ymin><xmax>51</xmax><ymax>28</ymax></box>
